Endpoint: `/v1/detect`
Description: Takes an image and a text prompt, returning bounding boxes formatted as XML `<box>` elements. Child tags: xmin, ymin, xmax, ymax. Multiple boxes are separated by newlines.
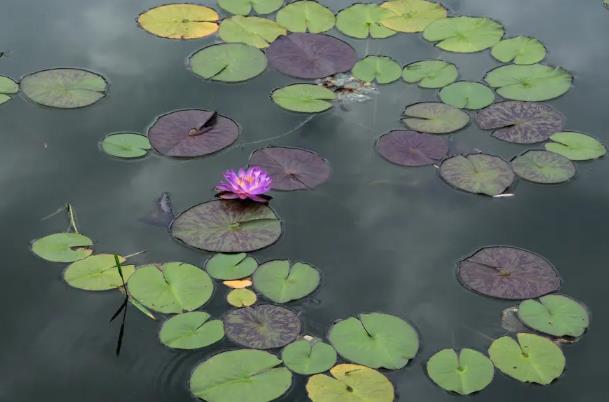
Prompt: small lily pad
<box><xmin>485</xmin><ymin>64</ymin><xmax>572</xmax><ymax>101</ymax></box>
<box><xmin>272</xmin><ymin>84</ymin><xmax>336</xmax><ymax>113</ymax></box>
<box><xmin>352</xmin><ymin>56</ymin><xmax>402</xmax><ymax>84</ymax></box>
<box><xmin>64</xmin><ymin>254</ymin><xmax>134</xmax><ymax>291</ymax></box>
<box><xmin>159</xmin><ymin>311</ymin><xmax>224</xmax><ymax>349</ymax></box>
<box><xmin>219</xmin><ymin>16</ymin><xmax>286</xmax><ymax>48</ymax></box>
<box><xmin>0</xmin><ymin>75</ymin><xmax>19</xmax><ymax>105</ymax></box>
<box><xmin>336</xmin><ymin>3</ymin><xmax>397</xmax><ymax>39</ymax></box>
<box><xmin>491</xmin><ymin>36</ymin><xmax>546</xmax><ymax>65</ymax></box>
<box><xmin>423</xmin><ymin>16</ymin><xmax>504</xmax><ymax>53</ymax></box>
<box><xmin>189</xmin><ymin>43</ymin><xmax>267</xmax><ymax>82</ymax></box>
<box><xmin>544</xmin><ymin>131</ymin><xmax>607</xmax><ymax>160</ymax></box>
<box><xmin>376</xmin><ymin>130</ymin><xmax>448</xmax><ymax>167</ymax></box>
<box><xmin>218</xmin><ymin>0</ymin><xmax>283</xmax><ymax>16</ymax></box>
<box><xmin>227</xmin><ymin>288</ymin><xmax>258</xmax><ymax>307</ymax></box>
<box><xmin>426</xmin><ymin>348</ymin><xmax>494</xmax><ymax>395</ymax></box>
<box><xmin>282</xmin><ymin>339</ymin><xmax>337</xmax><ymax>375</ymax></box>
<box><xmin>206</xmin><ymin>253</ymin><xmax>258</xmax><ymax>280</ymax></box>
<box><xmin>439</xmin><ymin>154</ymin><xmax>514</xmax><ymax>196</ymax></box>
<box><xmin>306</xmin><ymin>364</ymin><xmax>395</xmax><ymax>402</ymax></box>
<box><xmin>518</xmin><ymin>294</ymin><xmax>589</xmax><ymax>337</ymax></box>
<box><xmin>439</xmin><ymin>81</ymin><xmax>495</xmax><ymax>110</ymax></box>
<box><xmin>276</xmin><ymin>1</ymin><xmax>335</xmax><ymax>33</ymax></box>
<box><xmin>511</xmin><ymin>150</ymin><xmax>575</xmax><ymax>184</ymax></box>
<box><xmin>402</xmin><ymin>102</ymin><xmax>470</xmax><ymax>134</ymax></box>
<box><xmin>101</xmin><ymin>133</ymin><xmax>151</xmax><ymax>158</ymax></box>
<box><xmin>137</xmin><ymin>4</ymin><xmax>219</xmax><ymax>39</ymax></box>
<box><xmin>402</xmin><ymin>60</ymin><xmax>458</xmax><ymax>88</ymax></box>
<box><xmin>379</xmin><ymin>0</ymin><xmax>447</xmax><ymax>32</ymax></box>
<box><xmin>32</xmin><ymin>233</ymin><xmax>93</xmax><ymax>263</ymax></box>
<box><xmin>253</xmin><ymin>260</ymin><xmax>320</xmax><ymax>303</ymax></box>
<box><xmin>224</xmin><ymin>278</ymin><xmax>253</xmax><ymax>289</ymax></box>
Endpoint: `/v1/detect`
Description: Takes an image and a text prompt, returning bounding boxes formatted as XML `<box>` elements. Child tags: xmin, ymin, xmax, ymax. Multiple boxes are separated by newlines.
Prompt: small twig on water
<box><xmin>111</xmin><ymin>254</ymin><xmax>129</xmax><ymax>356</ymax></box>
<box><xmin>67</xmin><ymin>203</ymin><xmax>79</xmax><ymax>233</ymax></box>
<box><xmin>235</xmin><ymin>115</ymin><xmax>316</xmax><ymax>149</ymax></box>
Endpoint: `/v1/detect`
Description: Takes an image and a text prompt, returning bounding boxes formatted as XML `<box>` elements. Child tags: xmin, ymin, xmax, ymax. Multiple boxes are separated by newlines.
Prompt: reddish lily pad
<box><xmin>439</xmin><ymin>154</ymin><xmax>515</xmax><ymax>196</ymax></box>
<box><xmin>248</xmin><ymin>146</ymin><xmax>331</xmax><ymax>190</ymax></box>
<box><xmin>376</xmin><ymin>130</ymin><xmax>448</xmax><ymax>167</ymax></box>
<box><xmin>475</xmin><ymin>101</ymin><xmax>565</xmax><ymax>144</ymax></box>
<box><xmin>511</xmin><ymin>150</ymin><xmax>575</xmax><ymax>184</ymax></box>
<box><xmin>457</xmin><ymin>246</ymin><xmax>561</xmax><ymax>300</ymax></box>
<box><xmin>148</xmin><ymin>109</ymin><xmax>239</xmax><ymax>158</ymax></box>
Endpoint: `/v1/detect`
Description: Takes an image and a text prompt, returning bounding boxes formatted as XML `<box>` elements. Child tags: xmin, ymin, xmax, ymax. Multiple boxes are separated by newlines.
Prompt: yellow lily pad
<box><xmin>138</xmin><ymin>3</ymin><xmax>219</xmax><ymax>40</ymax></box>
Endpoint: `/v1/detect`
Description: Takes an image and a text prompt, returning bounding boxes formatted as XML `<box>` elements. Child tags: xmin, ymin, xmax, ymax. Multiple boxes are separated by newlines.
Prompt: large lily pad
<box><xmin>147</xmin><ymin>109</ymin><xmax>239</xmax><ymax>158</ymax></box>
<box><xmin>457</xmin><ymin>246</ymin><xmax>561</xmax><ymax>300</ymax></box>
<box><xmin>518</xmin><ymin>295</ymin><xmax>589</xmax><ymax>337</ymax></box>
<box><xmin>423</xmin><ymin>16</ymin><xmax>504</xmax><ymax>53</ymax></box>
<box><xmin>218</xmin><ymin>0</ymin><xmax>283</xmax><ymax>16</ymax></box>
<box><xmin>544</xmin><ymin>131</ymin><xmax>607</xmax><ymax>160</ymax></box>
<box><xmin>336</xmin><ymin>4</ymin><xmax>396</xmax><ymax>39</ymax></box>
<box><xmin>190</xmin><ymin>349</ymin><xmax>292</xmax><ymax>402</ymax></box>
<box><xmin>227</xmin><ymin>288</ymin><xmax>258</xmax><ymax>307</ymax></box>
<box><xmin>475</xmin><ymin>101</ymin><xmax>565</xmax><ymax>144</ymax></box>
<box><xmin>219</xmin><ymin>16</ymin><xmax>286</xmax><ymax>48</ymax></box>
<box><xmin>402</xmin><ymin>102</ymin><xmax>470</xmax><ymax>134</ymax></box>
<box><xmin>402</xmin><ymin>60</ymin><xmax>458</xmax><ymax>88</ymax></box>
<box><xmin>376</xmin><ymin>130</ymin><xmax>448</xmax><ymax>167</ymax></box>
<box><xmin>272</xmin><ymin>84</ymin><xmax>336</xmax><ymax>113</ymax></box>
<box><xmin>306</xmin><ymin>364</ymin><xmax>395</xmax><ymax>402</ymax></box>
<box><xmin>491</xmin><ymin>36</ymin><xmax>546</xmax><ymax>65</ymax></box>
<box><xmin>127</xmin><ymin>262</ymin><xmax>214</xmax><ymax>314</ymax></box>
<box><xmin>249</xmin><ymin>146</ymin><xmax>331</xmax><ymax>190</ymax></box>
<box><xmin>266</xmin><ymin>33</ymin><xmax>356</xmax><ymax>79</ymax></box>
<box><xmin>159</xmin><ymin>311</ymin><xmax>224</xmax><ymax>349</ymax></box>
<box><xmin>426</xmin><ymin>348</ymin><xmax>494</xmax><ymax>395</ymax></box>
<box><xmin>0</xmin><ymin>76</ymin><xmax>19</xmax><ymax>105</ymax></box>
<box><xmin>206</xmin><ymin>253</ymin><xmax>258</xmax><ymax>280</ymax></box>
<box><xmin>171</xmin><ymin>200</ymin><xmax>282</xmax><ymax>253</ymax></box>
<box><xmin>137</xmin><ymin>4</ymin><xmax>219</xmax><ymax>39</ymax></box>
<box><xmin>488</xmin><ymin>333</ymin><xmax>565</xmax><ymax>385</ymax></box>
<box><xmin>439</xmin><ymin>154</ymin><xmax>514</xmax><ymax>196</ymax></box>
<box><xmin>224</xmin><ymin>304</ymin><xmax>301</xmax><ymax>349</ymax></box>
<box><xmin>484</xmin><ymin>64</ymin><xmax>572</xmax><ymax>101</ymax></box>
<box><xmin>439</xmin><ymin>81</ymin><xmax>495</xmax><ymax>110</ymax></box>
<box><xmin>282</xmin><ymin>339</ymin><xmax>337</xmax><ymax>375</ymax></box>
<box><xmin>253</xmin><ymin>260</ymin><xmax>320</xmax><ymax>303</ymax></box>
<box><xmin>379</xmin><ymin>0</ymin><xmax>447</xmax><ymax>32</ymax></box>
<box><xmin>328</xmin><ymin>312</ymin><xmax>419</xmax><ymax>369</ymax></box>
<box><xmin>101</xmin><ymin>133</ymin><xmax>151</xmax><ymax>158</ymax></box>
<box><xmin>64</xmin><ymin>254</ymin><xmax>134</xmax><ymax>291</ymax></box>
<box><xmin>511</xmin><ymin>150</ymin><xmax>575</xmax><ymax>184</ymax></box>
<box><xmin>276</xmin><ymin>1</ymin><xmax>335</xmax><ymax>33</ymax></box>
<box><xmin>32</xmin><ymin>232</ymin><xmax>93</xmax><ymax>263</ymax></box>
<box><xmin>189</xmin><ymin>43</ymin><xmax>267</xmax><ymax>83</ymax></box>
<box><xmin>352</xmin><ymin>56</ymin><xmax>402</xmax><ymax>84</ymax></box>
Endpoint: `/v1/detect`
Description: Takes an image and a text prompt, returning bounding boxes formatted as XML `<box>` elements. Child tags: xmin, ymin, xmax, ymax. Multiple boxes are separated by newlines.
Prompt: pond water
<box><xmin>1</xmin><ymin>0</ymin><xmax>608</xmax><ymax>401</ymax></box>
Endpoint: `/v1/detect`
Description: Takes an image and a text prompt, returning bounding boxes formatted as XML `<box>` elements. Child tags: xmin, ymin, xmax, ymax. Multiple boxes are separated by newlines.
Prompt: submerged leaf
<box><xmin>253</xmin><ymin>260</ymin><xmax>320</xmax><ymax>303</ymax></box>
<box><xmin>189</xmin><ymin>43</ymin><xmax>267</xmax><ymax>82</ymax></box>
<box><xmin>376</xmin><ymin>130</ymin><xmax>448</xmax><ymax>167</ymax></box>
<box><xmin>485</xmin><ymin>64</ymin><xmax>572</xmax><ymax>101</ymax></box>
<box><xmin>206</xmin><ymin>253</ymin><xmax>258</xmax><ymax>280</ymax></box>
<box><xmin>511</xmin><ymin>150</ymin><xmax>575</xmax><ymax>184</ymax></box>
<box><xmin>159</xmin><ymin>311</ymin><xmax>224</xmax><ymax>349</ymax></box>
<box><xmin>32</xmin><ymin>233</ymin><xmax>93</xmax><ymax>263</ymax></box>
<box><xmin>426</xmin><ymin>348</ymin><xmax>494</xmax><ymax>395</ymax></box>
<box><xmin>491</xmin><ymin>36</ymin><xmax>546</xmax><ymax>65</ymax></box>
<box><xmin>518</xmin><ymin>294</ymin><xmax>589</xmax><ymax>337</ymax></box>
<box><xmin>282</xmin><ymin>339</ymin><xmax>337</xmax><ymax>375</ymax></box>
<box><xmin>336</xmin><ymin>4</ymin><xmax>397</xmax><ymax>39</ymax></box>
<box><xmin>101</xmin><ymin>133</ymin><xmax>151</xmax><ymax>158</ymax></box>
<box><xmin>64</xmin><ymin>254</ymin><xmax>134</xmax><ymax>291</ymax></box>
<box><xmin>140</xmin><ymin>192</ymin><xmax>175</xmax><ymax>228</ymax></box>
<box><xmin>402</xmin><ymin>102</ymin><xmax>470</xmax><ymax>134</ymax></box>
<box><xmin>218</xmin><ymin>0</ymin><xmax>283</xmax><ymax>16</ymax></box>
<box><xmin>402</xmin><ymin>60</ymin><xmax>458</xmax><ymax>88</ymax></box>
<box><xmin>423</xmin><ymin>16</ymin><xmax>504</xmax><ymax>53</ymax></box>
<box><xmin>219</xmin><ymin>16</ymin><xmax>286</xmax><ymax>48</ymax></box>
<box><xmin>137</xmin><ymin>4</ymin><xmax>219</xmax><ymax>39</ymax></box>
<box><xmin>380</xmin><ymin>0</ymin><xmax>447</xmax><ymax>32</ymax></box>
<box><xmin>544</xmin><ymin>131</ymin><xmax>607</xmax><ymax>160</ymax></box>
<box><xmin>227</xmin><ymin>288</ymin><xmax>257</xmax><ymax>307</ymax></box>
<box><xmin>272</xmin><ymin>84</ymin><xmax>336</xmax><ymax>113</ymax></box>
<box><xmin>439</xmin><ymin>81</ymin><xmax>495</xmax><ymax>110</ymax></box>
<box><xmin>352</xmin><ymin>56</ymin><xmax>402</xmax><ymax>84</ymax></box>
<box><xmin>306</xmin><ymin>364</ymin><xmax>394</xmax><ymax>402</ymax></box>
<box><xmin>440</xmin><ymin>154</ymin><xmax>514</xmax><ymax>196</ymax></box>
<box><xmin>276</xmin><ymin>1</ymin><xmax>335</xmax><ymax>33</ymax></box>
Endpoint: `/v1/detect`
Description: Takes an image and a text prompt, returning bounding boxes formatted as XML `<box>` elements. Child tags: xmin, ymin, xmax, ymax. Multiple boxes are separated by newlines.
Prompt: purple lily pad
<box><xmin>266</xmin><ymin>33</ymin><xmax>357</xmax><ymax>79</ymax></box>
<box><xmin>224</xmin><ymin>304</ymin><xmax>301</xmax><ymax>349</ymax></box>
<box><xmin>457</xmin><ymin>246</ymin><xmax>561</xmax><ymax>300</ymax></box>
<box><xmin>439</xmin><ymin>154</ymin><xmax>515</xmax><ymax>196</ymax></box>
<box><xmin>170</xmin><ymin>200</ymin><xmax>282</xmax><ymax>252</ymax></box>
<box><xmin>376</xmin><ymin>130</ymin><xmax>449</xmax><ymax>167</ymax></box>
<box><xmin>248</xmin><ymin>146</ymin><xmax>331</xmax><ymax>191</ymax></box>
<box><xmin>148</xmin><ymin>109</ymin><xmax>239</xmax><ymax>158</ymax></box>
<box><xmin>475</xmin><ymin>101</ymin><xmax>565</xmax><ymax>144</ymax></box>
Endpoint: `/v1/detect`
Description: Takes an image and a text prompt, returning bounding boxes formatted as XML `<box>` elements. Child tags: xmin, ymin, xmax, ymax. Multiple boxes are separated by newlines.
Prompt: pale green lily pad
<box><xmin>336</xmin><ymin>4</ymin><xmax>396</xmax><ymax>39</ymax></box>
<box><xmin>276</xmin><ymin>1</ymin><xmax>335</xmax><ymax>33</ymax></box>
<box><xmin>402</xmin><ymin>102</ymin><xmax>470</xmax><ymax>134</ymax></box>
<box><xmin>402</xmin><ymin>60</ymin><xmax>458</xmax><ymax>88</ymax></box>
<box><xmin>32</xmin><ymin>232</ymin><xmax>93</xmax><ymax>263</ymax></box>
<box><xmin>440</xmin><ymin>154</ymin><xmax>515</xmax><ymax>196</ymax></box>
<box><xmin>491</xmin><ymin>36</ymin><xmax>546</xmax><ymax>65</ymax></box>
<box><xmin>253</xmin><ymin>260</ymin><xmax>320</xmax><ymax>303</ymax></box>
<box><xmin>439</xmin><ymin>81</ymin><xmax>495</xmax><ymax>110</ymax></box>
<box><xmin>544</xmin><ymin>131</ymin><xmax>607</xmax><ymax>160</ymax></box>
<box><xmin>485</xmin><ymin>64</ymin><xmax>572</xmax><ymax>101</ymax></box>
<box><xmin>218</xmin><ymin>0</ymin><xmax>283</xmax><ymax>16</ymax></box>
<box><xmin>380</xmin><ymin>0</ymin><xmax>447</xmax><ymax>32</ymax></box>
<box><xmin>189</xmin><ymin>43</ymin><xmax>267</xmax><ymax>82</ymax></box>
<box><xmin>352</xmin><ymin>56</ymin><xmax>402</xmax><ymax>84</ymax></box>
<box><xmin>206</xmin><ymin>253</ymin><xmax>258</xmax><ymax>280</ymax></box>
<box><xmin>518</xmin><ymin>295</ymin><xmax>589</xmax><ymax>337</ymax></box>
<box><xmin>306</xmin><ymin>364</ymin><xmax>395</xmax><ymax>402</ymax></box>
<box><xmin>0</xmin><ymin>75</ymin><xmax>19</xmax><ymax>105</ymax></box>
<box><xmin>64</xmin><ymin>254</ymin><xmax>134</xmax><ymax>291</ymax></box>
<box><xmin>511</xmin><ymin>150</ymin><xmax>575</xmax><ymax>184</ymax></box>
<box><xmin>272</xmin><ymin>84</ymin><xmax>336</xmax><ymax>113</ymax></box>
<box><xmin>101</xmin><ymin>133</ymin><xmax>151</xmax><ymax>158</ymax></box>
<box><xmin>159</xmin><ymin>311</ymin><xmax>224</xmax><ymax>349</ymax></box>
<box><xmin>426</xmin><ymin>348</ymin><xmax>494</xmax><ymax>395</ymax></box>
<box><xmin>227</xmin><ymin>288</ymin><xmax>257</xmax><ymax>307</ymax></box>
<box><xmin>423</xmin><ymin>16</ymin><xmax>504</xmax><ymax>53</ymax></box>
<box><xmin>282</xmin><ymin>339</ymin><xmax>337</xmax><ymax>375</ymax></box>
<box><xmin>219</xmin><ymin>16</ymin><xmax>286</xmax><ymax>48</ymax></box>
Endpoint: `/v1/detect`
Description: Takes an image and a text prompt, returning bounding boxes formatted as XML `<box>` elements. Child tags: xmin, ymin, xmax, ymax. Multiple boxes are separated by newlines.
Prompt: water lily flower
<box><xmin>216</xmin><ymin>166</ymin><xmax>272</xmax><ymax>203</ymax></box>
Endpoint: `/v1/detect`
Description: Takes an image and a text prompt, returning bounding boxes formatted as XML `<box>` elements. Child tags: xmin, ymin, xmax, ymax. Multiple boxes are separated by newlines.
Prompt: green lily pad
<box><xmin>137</xmin><ymin>4</ymin><xmax>219</xmax><ymax>40</ymax></box>
<box><xmin>253</xmin><ymin>260</ymin><xmax>320</xmax><ymax>303</ymax></box>
<box><xmin>328</xmin><ymin>312</ymin><xmax>419</xmax><ymax>369</ymax></box>
<box><xmin>439</xmin><ymin>81</ymin><xmax>495</xmax><ymax>110</ymax></box>
<box><xmin>402</xmin><ymin>60</ymin><xmax>458</xmax><ymax>88</ymax></box>
<box><xmin>336</xmin><ymin>4</ymin><xmax>396</xmax><ymax>39</ymax></box>
<box><xmin>190</xmin><ymin>349</ymin><xmax>292</xmax><ymax>402</ymax></box>
<box><xmin>276</xmin><ymin>1</ymin><xmax>335</xmax><ymax>33</ymax></box>
<box><xmin>544</xmin><ymin>131</ymin><xmax>607</xmax><ymax>160</ymax></box>
<box><xmin>379</xmin><ymin>0</ymin><xmax>447</xmax><ymax>32</ymax></box>
<box><xmin>189</xmin><ymin>43</ymin><xmax>267</xmax><ymax>83</ymax></box>
<box><xmin>491</xmin><ymin>36</ymin><xmax>546</xmax><ymax>65</ymax></box>
<box><xmin>511</xmin><ymin>150</ymin><xmax>575</xmax><ymax>184</ymax></box>
<box><xmin>0</xmin><ymin>75</ymin><xmax>19</xmax><ymax>105</ymax></box>
<box><xmin>127</xmin><ymin>262</ymin><xmax>213</xmax><ymax>313</ymax></box>
<box><xmin>423</xmin><ymin>16</ymin><xmax>504</xmax><ymax>53</ymax></box>
<box><xmin>31</xmin><ymin>232</ymin><xmax>93</xmax><ymax>263</ymax></box>
<box><xmin>282</xmin><ymin>339</ymin><xmax>337</xmax><ymax>375</ymax></box>
<box><xmin>306</xmin><ymin>364</ymin><xmax>395</xmax><ymax>402</ymax></box>
<box><xmin>159</xmin><ymin>311</ymin><xmax>224</xmax><ymax>349</ymax></box>
<box><xmin>219</xmin><ymin>16</ymin><xmax>287</xmax><ymax>48</ymax></box>
<box><xmin>352</xmin><ymin>56</ymin><xmax>402</xmax><ymax>84</ymax></box>
<box><xmin>518</xmin><ymin>295</ymin><xmax>589</xmax><ymax>337</ymax></box>
<box><xmin>440</xmin><ymin>154</ymin><xmax>515</xmax><ymax>196</ymax></box>
<box><xmin>488</xmin><ymin>333</ymin><xmax>565</xmax><ymax>385</ymax></box>
<box><xmin>402</xmin><ymin>102</ymin><xmax>470</xmax><ymax>134</ymax></box>
<box><xmin>227</xmin><ymin>288</ymin><xmax>257</xmax><ymax>307</ymax></box>
<box><xmin>64</xmin><ymin>254</ymin><xmax>134</xmax><ymax>291</ymax></box>
<box><xmin>218</xmin><ymin>0</ymin><xmax>283</xmax><ymax>16</ymax></box>
<box><xmin>101</xmin><ymin>133</ymin><xmax>151</xmax><ymax>158</ymax></box>
<box><xmin>426</xmin><ymin>348</ymin><xmax>494</xmax><ymax>395</ymax></box>
<box><xmin>484</xmin><ymin>64</ymin><xmax>572</xmax><ymax>101</ymax></box>
<box><xmin>272</xmin><ymin>84</ymin><xmax>336</xmax><ymax>113</ymax></box>
<box><xmin>206</xmin><ymin>253</ymin><xmax>258</xmax><ymax>280</ymax></box>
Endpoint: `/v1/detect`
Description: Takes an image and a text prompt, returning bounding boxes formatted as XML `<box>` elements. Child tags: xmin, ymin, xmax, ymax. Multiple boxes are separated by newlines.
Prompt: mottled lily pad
<box><xmin>159</xmin><ymin>311</ymin><xmax>224</xmax><ymax>349</ymax></box>
<box><xmin>306</xmin><ymin>364</ymin><xmax>395</xmax><ymax>402</ymax></box>
<box><xmin>272</xmin><ymin>84</ymin><xmax>336</xmax><ymax>113</ymax></box>
<box><xmin>336</xmin><ymin>3</ymin><xmax>396</xmax><ymax>39</ymax></box>
<box><xmin>101</xmin><ymin>133</ymin><xmax>151</xmax><ymax>158</ymax></box>
<box><xmin>376</xmin><ymin>130</ymin><xmax>448</xmax><ymax>167</ymax></box>
<box><xmin>276</xmin><ymin>1</ymin><xmax>335</xmax><ymax>33</ymax></box>
<box><xmin>423</xmin><ymin>17</ymin><xmax>504</xmax><ymax>53</ymax></box>
<box><xmin>206</xmin><ymin>253</ymin><xmax>258</xmax><ymax>280</ymax></box>
<box><xmin>282</xmin><ymin>339</ymin><xmax>337</xmax><ymax>375</ymax></box>
<box><xmin>147</xmin><ymin>109</ymin><xmax>239</xmax><ymax>158</ymax></box>
<box><xmin>189</xmin><ymin>43</ymin><xmax>267</xmax><ymax>82</ymax></box>
<box><xmin>379</xmin><ymin>0</ymin><xmax>447</xmax><ymax>32</ymax></box>
<box><xmin>518</xmin><ymin>294</ymin><xmax>589</xmax><ymax>337</ymax></box>
<box><xmin>219</xmin><ymin>16</ymin><xmax>286</xmax><ymax>48</ymax></box>
<box><xmin>227</xmin><ymin>288</ymin><xmax>258</xmax><ymax>307</ymax></box>
<box><xmin>426</xmin><ymin>348</ymin><xmax>494</xmax><ymax>395</ymax></box>
<box><xmin>218</xmin><ymin>0</ymin><xmax>283</xmax><ymax>16</ymax></box>
<box><xmin>0</xmin><ymin>76</ymin><xmax>19</xmax><ymax>105</ymax></box>
<box><xmin>475</xmin><ymin>101</ymin><xmax>565</xmax><ymax>144</ymax></box>
<box><xmin>171</xmin><ymin>200</ymin><xmax>282</xmax><ymax>253</ymax></box>
<box><xmin>32</xmin><ymin>232</ymin><xmax>93</xmax><ymax>263</ymax></box>
<box><xmin>457</xmin><ymin>246</ymin><xmax>561</xmax><ymax>300</ymax></box>
<box><xmin>545</xmin><ymin>131</ymin><xmax>607</xmax><ymax>160</ymax></box>
<box><xmin>402</xmin><ymin>60</ymin><xmax>458</xmax><ymax>88</ymax></box>
<box><xmin>64</xmin><ymin>254</ymin><xmax>135</xmax><ymax>291</ymax></box>
<box><xmin>402</xmin><ymin>102</ymin><xmax>470</xmax><ymax>134</ymax></box>
<box><xmin>253</xmin><ymin>260</ymin><xmax>320</xmax><ymax>303</ymax></box>
<box><xmin>137</xmin><ymin>4</ymin><xmax>219</xmax><ymax>39</ymax></box>
<box><xmin>439</xmin><ymin>81</ymin><xmax>495</xmax><ymax>110</ymax></box>
<box><xmin>352</xmin><ymin>56</ymin><xmax>402</xmax><ymax>84</ymax></box>
<box><xmin>511</xmin><ymin>150</ymin><xmax>575</xmax><ymax>184</ymax></box>
<box><xmin>439</xmin><ymin>154</ymin><xmax>514</xmax><ymax>196</ymax></box>
<box><xmin>491</xmin><ymin>36</ymin><xmax>546</xmax><ymax>65</ymax></box>
<box><xmin>485</xmin><ymin>64</ymin><xmax>572</xmax><ymax>101</ymax></box>
<box><xmin>224</xmin><ymin>304</ymin><xmax>301</xmax><ymax>349</ymax></box>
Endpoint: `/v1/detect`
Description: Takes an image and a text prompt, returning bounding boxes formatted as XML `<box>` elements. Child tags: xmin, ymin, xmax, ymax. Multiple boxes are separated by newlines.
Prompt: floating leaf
<box><xmin>219</xmin><ymin>16</ymin><xmax>286</xmax><ymax>48</ymax></box>
<box><xmin>439</xmin><ymin>81</ymin><xmax>495</xmax><ymax>110</ymax></box>
<box><xmin>511</xmin><ymin>150</ymin><xmax>575</xmax><ymax>184</ymax></box>
<box><xmin>189</xmin><ymin>43</ymin><xmax>267</xmax><ymax>83</ymax></box>
<box><xmin>224</xmin><ymin>304</ymin><xmax>301</xmax><ymax>349</ymax></box>
<box><xmin>218</xmin><ymin>0</ymin><xmax>283</xmax><ymax>15</ymax></box>
<box><xmin>190</xmin><ymin>349</ymin><xmax>292</xmax><ymax>402</ymax></box>
<box><xmin>488</xmin><ymin>333</ymin><xmax>565</xmax><ymax>385</ymax></box>
<box><xmin>518</xmin><ymin>295</ymin><xmax>589</xmax><ymax>337</ymax></box>
<box><xmin>206</xmin><ymin>253</ymin><xmax>258</xmax><ymax>280</ymax></box>
<box><xmin>272</xmin><ymin>84</ymin><xmax>336</xmax><ymax>113</ymax></box>
<box><xmin>227</xmin><ymin>288</ymin><xmax>258</xmax><ymax>307</ymax></box>
<box><xmin>159</xmin><ymin>311</ymin><xmax>224</xmax><ymax>349</ymax></box>
<box><xmin>171</xmin><ymin>200</ymin><xmax>282</xmax><ymax>252</ymax></box>
<box><xmin>544</xmin><ymin>131</ymin><xmax>607</xmax><ymax>161</ymax></box>
<box><xmin>336</xmin><ymin>4</ymin><xmax>396</xmax><ymax>39</ymax></box>
<box><xmin>402</xmin><ymin>60</ymin><xmax>458</xmax><ymax>88</ymax></box>
<box><xmin>64</xmin><ymin>254</ymin><xmax>134</xmax><ymax>291</ymax></box>
<box><xmin>249</xmin><ymin>146</ymin><xmax>331</xmax><ymax>190</ymax></box>
<box><xmin>352</xmin><ymin>56</ymin><xmax>401</xmax><ymax>84</ymax></box>
<box><xmin>137</xmin><ymin>4</ymin><xmax>219</xmax><ymax>39</ymax></box>
<box><xmin>253</xmin><ymin>260</ymin><xmax>320</xmax><ymax>303</ymax></box>
<box><xmin>306</xmin><ymin>364</ymin><xmax>394</xmax><ymax>402</ymax></box>
<box><xmin>101</xmin><ymin>133</ymin><xmax>151</xmax><ymax>158</ymax></box>
<box><xmin>376</xmin><ymin>130</ymin><xmax>448</xmax><ymax>167</ymax></box>
<box><xmin>0</xmin><ymin>75</ymin><xmax>19</xmax><ymax>105</ymax></box>
<box><xmin>282</xmin><ymin>339</ymin><xmax>337</xmax><ymax>375</ymax></box>
<box><xmin>20</xmin><ymin>68</ymin><xmax>107</xmax><ymax>109</ymax></box>
<box><xmin>423</xmin><ymin>16</ymin><xmax>504</xmax><ymax>53</ymax></box>
<box><xmin>379</xmin><ymin>0</ymin><xmax>447</xmax><ymax>32</ymax></box>
<box><xmin>439</xmin><ymin>154</ymin><xmax>514</xmax><ymax>196</ymax></box>
<box><xmin>426</xmin><ymin>348</ymin><xmax>494</xmax><ymax>395</ymax></box>
<box><xmin>491</xmin><ymin>36</ymin><xmax>546</xmax><ymax>65</ymax></box>
<box><xmin>127</xmin><ymin>262</ymin><xmax>213</xmax><ymax>313</ymax></box>
<box><xmin>328</xmin><ymin>312</ymin><xmax>419</xmax><ymax>369</ymax></box>
<box><xmin>147</xmin><ymin>109</ymin><xmax>239</xmax><ymax>158</ymax></box>
<box><xmin>266</xmin><ymin>33</ymin><xmax>356</xmax><ymax>79</ymax></box>
<box><xmin>475</xmin><ymin>101</ymin><xmax>565</xmax><ymax>144</ymax></box>
<box><xmin>276</xmin><ymin>1</ymin><xmax>335</xmax><ymax>33</ymax></box>
<box><xmin>32</xmin><ymin>233</ymin><xmax>93</xmax><ymax>263</ymax></box>
<box><xmin>484</xmin><ymin>64</ymin><xmax>572</xmax><ymax>101</ymax></box>
<box><xmin>224</xmin><ymin>278</ymin><xmax>253</xmax><ymax>288</ymax></box>
<box><xmin>457</xmin><ymin>246</ymin><xmax>561</xmax><ymax>300</ymax></box>
<box><xmin>402</xmin><ymin>102</ymin><xmax>470</xmax><ymax>134</ymax></box>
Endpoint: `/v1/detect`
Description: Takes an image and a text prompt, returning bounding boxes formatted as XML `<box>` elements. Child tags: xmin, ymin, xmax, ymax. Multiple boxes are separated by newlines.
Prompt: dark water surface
<box><xmin>1</xmin><ymin>0</ymin><xmax>608</xmax><ymax>401</ymax></box>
